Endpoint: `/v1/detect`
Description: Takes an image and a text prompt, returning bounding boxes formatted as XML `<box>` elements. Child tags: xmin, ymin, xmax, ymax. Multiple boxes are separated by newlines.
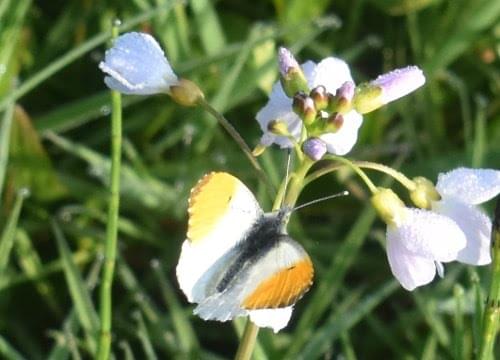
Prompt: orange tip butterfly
<box><xmin>176</xmin><ymin>172</ymin><xmax>314</xmax><ymax>332</ymax></box>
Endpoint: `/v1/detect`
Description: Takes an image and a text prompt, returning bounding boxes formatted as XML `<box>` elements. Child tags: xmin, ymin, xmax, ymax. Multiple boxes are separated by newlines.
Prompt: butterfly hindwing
<box><xmin>193</xmin><ymin>235</ymin><xmax>313</xmax><ymax>321</ymax></box>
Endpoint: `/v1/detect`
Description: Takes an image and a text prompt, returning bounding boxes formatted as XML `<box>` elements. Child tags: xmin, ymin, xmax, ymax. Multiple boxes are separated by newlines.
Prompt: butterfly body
<box><xmin>176</xmin><ymin>172</ymin><xmax>313</xmax><ymax>331</ymax></box>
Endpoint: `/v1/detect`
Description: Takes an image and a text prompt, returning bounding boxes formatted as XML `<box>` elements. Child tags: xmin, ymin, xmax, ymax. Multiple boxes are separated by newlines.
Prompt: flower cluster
<box><xmin>372</xmin><ymin>168</ymin><xmax>500</xmax><ymax>290</ymax></box>
<box><xmin>257</xmin><ymin>47</ymin><xmax>425</xmax><ymax>160</ymax></box>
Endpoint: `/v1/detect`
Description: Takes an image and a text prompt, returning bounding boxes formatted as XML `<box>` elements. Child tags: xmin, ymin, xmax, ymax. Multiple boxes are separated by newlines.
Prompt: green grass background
<box><xmin>1</xmin><ymin>0</ymin><xmax>499</xmax><ymax>358</ymax></box>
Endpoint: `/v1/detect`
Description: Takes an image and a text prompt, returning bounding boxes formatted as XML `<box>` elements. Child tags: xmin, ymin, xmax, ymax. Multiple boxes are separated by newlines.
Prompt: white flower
<box><xmin>432</xmin><ymin>168</ymin><xmax>500</xmax><ymax>265</ymax></box>
<box><xmin>257</xmin><ymin>57</ymin><xmax>363</xmax><ymax>155</ymax></box>
<box><xmin>386</xmin><ymin>208</ymin><xmax>467</xmax><ymax>291</ymax></box>
<box><xmin>99</xmin><ymin>32</ymin><xmax>178</xmax><ymax>95</ymax></box>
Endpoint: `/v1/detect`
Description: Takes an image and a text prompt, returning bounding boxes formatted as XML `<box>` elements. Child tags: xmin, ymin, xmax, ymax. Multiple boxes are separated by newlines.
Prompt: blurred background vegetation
<box><xmin>0</xmin><ymin>0</ymin><xmax>499</xmax><ymax>358</ymax></box>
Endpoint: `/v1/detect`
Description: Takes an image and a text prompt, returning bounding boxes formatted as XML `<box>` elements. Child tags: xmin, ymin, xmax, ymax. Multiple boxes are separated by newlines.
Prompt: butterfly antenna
<box><xmin>281</xmin><ymin>149</ymin><xmax>292</xmax><ymax>209</ymax></box>
<box><xmin>292</xmin><ymin>191</ymin><xmax>349</xmax><ymax>212</ymax></box>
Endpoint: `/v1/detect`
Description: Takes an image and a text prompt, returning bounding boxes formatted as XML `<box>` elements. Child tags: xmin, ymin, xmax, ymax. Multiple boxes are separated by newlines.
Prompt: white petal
<box><xmin>248</xmin><ymin>307</ymin><xmax>293</xmax><ymax>333</ymax></box>
<box><xmin>99</xmin><ymin>32</ymin><xmax>178</xmax><ymax>95</ymax></box>
<box><xmin>255</xmin><ymin>82</ymin><xmax>302</xmax><ymax>148</ymax></box>
<box><xmin>386</xmin><ymin>229</ymin><xmax>437</xmax><ymax>290</ymax></box>
<box><xmin>318</xmin><ymin>110</ymin><xmax>363</xmax><ymax>155</ymax></box>
<box><xmin>436</xmin><ymin>168</ymin><xmax>500</xmax><ymax>205</ymax></box>
<box><xmin>393</xmin><ymin>208</ymin><xmax>466</xmax><ymax>262</ymax></box>
<box><xmin>433</xmin><ymin>199</ymin><xmax>492</xmax><ymax>265</ymax></box>
<box><xmin>309</xmin><ymin>57</ymin><xmax>353</xmax><ymax>93</ymax></box>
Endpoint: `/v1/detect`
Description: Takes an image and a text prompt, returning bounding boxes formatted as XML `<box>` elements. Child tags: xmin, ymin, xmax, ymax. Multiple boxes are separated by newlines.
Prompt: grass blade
<box><xmin>51</xmin><ymin>219</ymin><xmax>99</xmax><ymax>354</ymax></box>
<box><xmin>0</xmin><ymin>188</ymin><xmax>28</xmax><ymax>273</ymax></box>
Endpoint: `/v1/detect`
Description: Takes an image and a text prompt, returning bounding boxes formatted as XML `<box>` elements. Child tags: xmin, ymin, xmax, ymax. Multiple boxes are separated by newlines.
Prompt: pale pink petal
<box><xmin>433</xmin><ymin>198</ymin><xmax>492</xmax><ymax>265</ymax></box>
<box><xmin>386</xmin><ymin>229</ymin><xmax>436</xmax><ymax>290</ymax></box>
<box><xmin>371</xmin><ymin>66</ymin><xmax>425</xmax><ymax>104</ymax></box>
<box><xmin>436</xmin><ymin>168</ymin><xmax>500</xmax><ymax>205</ymax></box>
<box><xmin>393</xmin><ymin>208</ymin><xmax>466</xmax><ymax>262</ymax></box>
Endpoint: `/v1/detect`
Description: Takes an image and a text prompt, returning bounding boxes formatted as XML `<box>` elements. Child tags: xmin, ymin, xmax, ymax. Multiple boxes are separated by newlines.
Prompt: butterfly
<box><xmin>176</xmin><ymin>172</ymin><xmax>314</xmax><ymax>332</ymax></box>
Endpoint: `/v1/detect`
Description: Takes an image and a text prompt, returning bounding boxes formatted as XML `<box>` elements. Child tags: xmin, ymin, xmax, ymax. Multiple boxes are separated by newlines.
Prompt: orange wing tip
<box><xmin>242</xmin><ymin>257</ymin><xmax>314</xmax><ymax>310</ymax></box>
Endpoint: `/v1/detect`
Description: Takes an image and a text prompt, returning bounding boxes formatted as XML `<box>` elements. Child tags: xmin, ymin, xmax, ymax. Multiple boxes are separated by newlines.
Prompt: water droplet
<box><xmin>213</xmin><ymin>152</ymin><xmax>227</xmax><ymax>165</ymax></box>
<box><xmin>88</xmin><ymin>165</ymin><xmax>104</xmax><ymax>178</ymax></box>
<box><xmin>183</xmin><ymin>124</ymin><xmax>196</xmax><ymax>145</ymax></box>
<box><xmin>100</xmin><ymin>105</ymin><xmax>111</xmax><ymax>116</ymax></box>
<box><xmin>18</xmin><ymin>187</ymin><xmax>31</xmax><ymax>198</ymax></box>
<box><xmin>131</xmin><ymin>310</ymin><xmax>140</xmax><ymax>320</ymax></box>
<box><xmin>174</xmin><ymin>181</ymin><xmax>184</xmax><ymax>191</ymax></box>
<box><xmin>59</xmin><ymin>209</ymin><xmax>72</xmax><ymax>222</ymax></box>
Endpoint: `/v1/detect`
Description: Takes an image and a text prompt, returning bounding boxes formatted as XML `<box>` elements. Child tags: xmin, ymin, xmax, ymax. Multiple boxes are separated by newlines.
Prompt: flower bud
<box><xmin>267</xmin><ymin>120</ymin><xmax>290</xmax><ymax>136</ymax></box>
<box><xmin>351</xmin><ymin>83</ymin><xmax>383</xmax><ymax>114</ymax></box>
<box><xmin>169</xmin><ymin>78</ymin><xmax>205</xmax><ymax>107</ymax></box>
<box><xmin>326</xmin><ymin>81</ymin><xmax>355</xmax><ymax>114</ymax></box>
<box><xmin>336</xmin><ymin>81</ymin><xmax>355</xmax><ymax>102</ymax></box>
<box><xmin>409</xmin><ymin>177</ymin><xmax>441</xmax><ymax>209</ymax></box>
<box><xmin>353</xmin><ymin>66</ymin><xmax>425</xmax><ymax>114</ymax></box>
<box><xmin>371</xmin><ymin>188</ymin><xmax>407</xmax><ymax>227</ymax></box>
<box><xmin>310</xmin><ymin>85</ymin><xmax>329</xmax><ymax>111</ymax></box>
<box><xmin>325</xmin><ymin>113</ymin><xmax>344</xmax><ymax>132</ymax></box>
<box><xmin>252</xmin><ymin>143</ymin><xmax>267</xmax><ymax>157</ymax></box>
<box><xmin>293</xmin><ymin>93</ymin><xmax>317</xmax><ymax>125</ymax></box>
<box><xmin>302</xmin><ymin>138</ymin><xmax>327</xmax><ymax>161</ymax></box>
<box><xmin>278</xmin><ymin>47</ymin><xmax>309</xmax><ymax>97</ymax></box>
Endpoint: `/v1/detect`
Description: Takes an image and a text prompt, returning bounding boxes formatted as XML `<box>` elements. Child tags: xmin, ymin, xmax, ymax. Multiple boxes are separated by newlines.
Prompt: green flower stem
<box><xmin>96</xmin><ymin>25</ymin><xmax>122</xmax><ymax>360</ymax></box>
<box><xmin>197</xmin><ymin>99</ymin><xmax>275</xmax><ymax>197</ymax></box>
<box><xmin>326</xmin><ymin>156</ymin><xmax>378</xmax><ymax>194</ymax></box>
<box><xmin>234</xmin><ymin>321</ymin><xmax>259</xmax><ymax>360</ymax></box>
<box><xmin>354</xmin><ymin>161</ymin><xmax>415</xmax><ymax>191</ymax></box>
<box><xmin>235</xmin><ymin>157</ymin><xmax>312</xmax><ymax>360</ymax></box>
<box><xmin>478</xmin><ymin>198</ymin><xmax>500</xmax><ymax>360</ymax></box>
<box><xmin>305</xmin><ymin>159</ymin><xmax>413</xmax><ymax>193</ymax></box>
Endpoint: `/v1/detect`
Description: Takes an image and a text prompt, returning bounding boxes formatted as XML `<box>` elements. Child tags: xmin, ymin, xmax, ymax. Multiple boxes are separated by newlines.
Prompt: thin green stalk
<box><xmin>234</xmin><ymin>321</ymin><xmax>259</xmax><ymax>360</ymax></box>
<box><xmin>305</xmin><ymin>159</ymin><xmax>414</xmax><ymax>192</ymax></box>
<box><xmin>234</xmin><ymin>158</ymin><xmax>312</xmax><ymax>360</ymax></box>
<box><xmin>96</xmin><ymin>24</ymin><xmax>122</xmax><ymax>360</ymax></box>
<box><xmin>478</xmin><ymin>198</ymin><xmax>500</xmax><ymax>359</ymax></box>
<box><xmin>326</xmin><ymin>156</ymin><xmax>378</xmax><ymax>194</ymax></box>
<box><xmin>197</xmin><ymin>98</ymin><xmax>275</xmax><ymax>197</ymax></box>
<box><xmin>0</xmin><ymin>100</ymin><xmax>15</xmax><ymax>201</ymax></box>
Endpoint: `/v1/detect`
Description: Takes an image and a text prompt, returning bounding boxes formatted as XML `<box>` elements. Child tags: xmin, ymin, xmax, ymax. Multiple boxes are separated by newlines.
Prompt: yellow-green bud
<box><xmin>352</xmin><ymin>83</ymin><xmax>383</xmax><ymax>114</ymax></box>
<box><xmin>409</xmin><ymin>177</ymin><xmax>441</xmax><ymax>209</ymax></box>
<box><xmin>252</xmin><ymin>143</ymin><xmax>267</xmax><ymax>157</ymax></box>
<box><xmin>371</xmin><ymin>188</ymin><xmax>407</xmax><ymax>227</ymax></box>
<box><xmin>169</xmin><ymin>79</ymin><xmax>205</xmax><ymax>107</ymax></box>
<box><xmin>267</xmin><ymin>120</ymin><xmax>290</xmax><ymax>136</ymax></box>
